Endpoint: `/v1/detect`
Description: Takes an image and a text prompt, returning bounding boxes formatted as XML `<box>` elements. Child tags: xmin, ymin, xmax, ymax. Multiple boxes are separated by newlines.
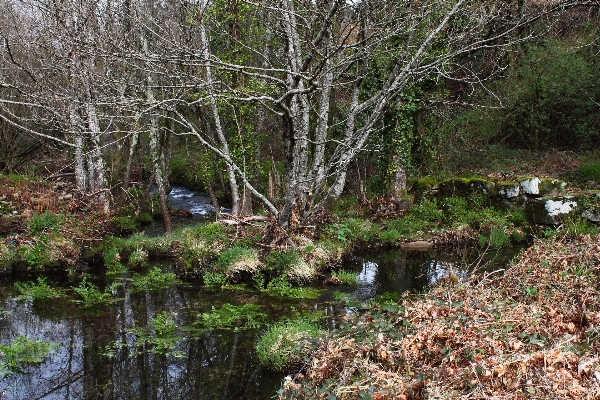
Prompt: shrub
<box><xmin>256</xmin><ymin>321</ymin><xmax>323</xmax><ymax>371</ymax></box>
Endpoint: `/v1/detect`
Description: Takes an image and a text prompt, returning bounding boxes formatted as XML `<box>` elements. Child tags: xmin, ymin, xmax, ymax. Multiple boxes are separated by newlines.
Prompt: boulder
<box><xmin>525</xmin><ymin>196</ymin><xmax>577</xmax><ymax>225</ymax></box>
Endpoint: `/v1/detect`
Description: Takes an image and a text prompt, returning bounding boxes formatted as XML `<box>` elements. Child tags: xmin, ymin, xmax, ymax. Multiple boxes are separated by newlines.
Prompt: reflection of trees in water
<box><xmin>0</xmin><ymin>285</ymin><xmax>280</xmax><ymax>400</ymax></box>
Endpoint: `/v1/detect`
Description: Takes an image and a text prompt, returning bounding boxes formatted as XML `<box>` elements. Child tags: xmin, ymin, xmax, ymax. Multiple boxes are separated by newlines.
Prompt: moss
<box><xmin>110</xmin><ymin>216</ymin><xmax>139</xmax><ymax>235</ymax></box>
<box><xmin>439</xmin><ymin>177</ymin><xmax>495</xmax><ymax>197</ymax></box>
<box><xmin>413</xmin><ymin>176</ymin><xmax>438</xmax><ymax>190</ymax></box>
<box><xmin>538</xmin><ymin>178</ymin><xmax>567</xmax><ymax>196</ymax></box>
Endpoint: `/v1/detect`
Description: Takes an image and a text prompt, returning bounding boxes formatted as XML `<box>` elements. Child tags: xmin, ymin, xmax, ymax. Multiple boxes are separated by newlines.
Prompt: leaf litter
<box><xmin>279</xmin><ymin>234</ymin><xmax>600</xmax><ymax>399</ymax></box>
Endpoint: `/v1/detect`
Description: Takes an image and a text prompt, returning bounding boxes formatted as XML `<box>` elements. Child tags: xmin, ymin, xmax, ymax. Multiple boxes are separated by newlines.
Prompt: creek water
<box><xmin>0</xmin><ymin>245</ymin><xmax>520</xmax><ymax>400</ymax></box>
<box><xmin>0</xmin><ymin>187</ymin><xmax>523</xmax><ymax>399</ymax></box>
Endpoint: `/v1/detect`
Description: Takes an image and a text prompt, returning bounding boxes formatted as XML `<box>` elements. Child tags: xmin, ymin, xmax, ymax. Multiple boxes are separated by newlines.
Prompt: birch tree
<box><xmin>169</xmin><ymin>0</ymin><xmax>595</xmax><ymax>228</ymax></box>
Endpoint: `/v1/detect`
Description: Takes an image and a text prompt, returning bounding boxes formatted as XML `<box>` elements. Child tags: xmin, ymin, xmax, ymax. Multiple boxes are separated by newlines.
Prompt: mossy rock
<box><xmin>496</xmin><ymin>181</ymin><xmax>520</xmax><ymax>199</ymax></box>
<box><xmin>439</xmin><ymin>177</ymin><xmax>494</xmax><ymax>197</ymax></box>
<box><xmin>518</xmin><ymin>177</ymin><xmax>567</xmax><ymax>197</ymax></box>
<box><xmin>524</xmin><ymin>196</ymin><xmax>578</xmax><ymax>225</ymax></box>
<box><xmin>412</xmin><ymin>176</ymin><xmax>439</xmax><ymax>202</ymax></box>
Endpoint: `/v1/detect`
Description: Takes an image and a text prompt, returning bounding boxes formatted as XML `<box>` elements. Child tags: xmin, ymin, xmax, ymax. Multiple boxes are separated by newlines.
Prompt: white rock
<box><xmin>545</xmin><ymin>199</ymin><xmax>577</xmax><ymax>216</ymax></box>
<box><xmin>521</xmin><ymin>178</ymin><xmax>540</xmax><ymax>195</ymax></box>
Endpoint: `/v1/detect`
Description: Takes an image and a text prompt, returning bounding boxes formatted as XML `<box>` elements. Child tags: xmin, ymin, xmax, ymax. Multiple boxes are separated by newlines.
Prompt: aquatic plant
<box><xmin>132</xmin><ymin>266</ymin><xmax>180</xmax><ymax>291</ymax></box>
<box><xmin>0</xmin><ymin>335</ymin><xmax>55</xmax><ymax>376</ymax></box>
<box><xmin>15</xmin><ymin>277</ymin><xmax>65</xmax><ymax>301</ymax></box>
<box><xmin>265</xmin><ymin>275</ymin><xmax>321</xmax><ymax>299</ymax></box>
<box><xmin>72</xmin><ymin>277</ymin><xmax>119</xmax><ymax>308</ymax></box>
<box><xmin>202</xmin><ymin>271</ymin><xmax>229</xmax><ymax>288</ymax></box>
<box><xmin>127</xmin><ymin>311</ymin><xmax>183</xmax><ymax>356</ymax></box>
<box><xmin>255</xmin><ymin>321</ymin><xmax>323</xmax><ymax>372</ymax></box>
<box><xmin>195</xmin><ymin>303</ymin><xmax>267</xmax><ymax>332</ymax></box>
<box><xmin>330</xmin><ymin>270</ymin><xmax>358</xmax><ymax>286</ymax></box>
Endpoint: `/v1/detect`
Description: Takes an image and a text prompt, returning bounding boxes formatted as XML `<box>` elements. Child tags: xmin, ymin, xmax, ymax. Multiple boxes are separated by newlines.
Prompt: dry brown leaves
<box><xmin>280</xmin><ymin>234</ymin><xmax>600</xmax><ymax>399</ymax></box>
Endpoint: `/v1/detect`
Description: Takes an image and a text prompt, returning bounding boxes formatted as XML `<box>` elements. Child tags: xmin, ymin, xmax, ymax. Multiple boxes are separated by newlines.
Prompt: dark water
<box><xmin>0</xmin><ymin>244</ymin><xmax>521</xmax><ymax>400</ymax></box>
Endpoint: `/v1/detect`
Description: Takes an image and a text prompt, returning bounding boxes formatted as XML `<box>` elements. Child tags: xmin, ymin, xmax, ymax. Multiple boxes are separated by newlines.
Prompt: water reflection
<box><xmin>0</xmin><ymin>246</ymin><xmax>520</xmax><ymax>399</ymax></box>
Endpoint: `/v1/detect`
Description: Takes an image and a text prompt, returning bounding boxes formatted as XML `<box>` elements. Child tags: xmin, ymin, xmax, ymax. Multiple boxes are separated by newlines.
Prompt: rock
<box><xmin>519</xmin><ymin>177</ymin><xmax>567</xmax><ymax>197</ymax></box>
<box><xmin>439</xmin><ymin>178</ymin><xmax>494</xmax><ymax>197</ymax></box>
<box><xmin>497</xmin><ymin>181</ymin><xmax>520</xmax><ymax>199</ymax></box>
<box><xmin>413</xmin><ymin>177</ymin><xmax>439</xmax><ymax>201</ymax></box>
<box><xmin>525</xmin><ymin>196</ymin><xmax>577</xmax><ymax>225</ymax></box>
<box><xmin>545</xmin><ymin>198</ymin><xmax>577</xmax><ymax>217</ymax></box>
<box><xmin>582</xmin><ymin>208</ymin><xmax>600</xmax><ymax>223</ymax></box>
<box><xmin>401</xmin><ymin>240</ymin><xmax>433</xmax><ymax>251</ymax></box>
<box><xmin>520</xmin><ymin>177</ymin><xmax>541</xmax><ymax>196</ymax></box>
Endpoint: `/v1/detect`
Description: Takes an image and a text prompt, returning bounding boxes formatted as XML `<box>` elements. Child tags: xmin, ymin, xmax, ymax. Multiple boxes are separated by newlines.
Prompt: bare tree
<box><xmin>164</xmin><ymin>0</ymin><xmax>596</xmax><ymax>228</ymax></box>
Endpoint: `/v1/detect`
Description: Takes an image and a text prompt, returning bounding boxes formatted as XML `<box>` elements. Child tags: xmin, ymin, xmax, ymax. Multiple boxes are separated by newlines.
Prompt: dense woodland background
<box><xmin>0</xmin><ymin>0</ymin><xmax>598</xmax><ymax>232</ymax></box>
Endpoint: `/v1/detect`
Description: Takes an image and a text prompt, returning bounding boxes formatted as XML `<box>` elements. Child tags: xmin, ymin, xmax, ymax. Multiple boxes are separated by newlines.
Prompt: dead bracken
<box><xmin>279</xmin><ymin>234</ymin><xmax>600</xmax><ymax>399</ymax></box>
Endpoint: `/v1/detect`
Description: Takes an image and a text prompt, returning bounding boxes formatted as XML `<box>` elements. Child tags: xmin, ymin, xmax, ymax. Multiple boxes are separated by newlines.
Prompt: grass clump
<box><xmin>330</xmin><ymin>270</ymin><xmax>358</xmax><ymax>286</ymax></box>
<box><xmin>110</xmin><ymin>216</ymin><xmax>138</xmax><ymax>234</ymax></box>
<box><xmin>132</xmin><ymin>266</ymin><xmax>180</xmax><ymax>291</ymax></box>
<box><xmin>195</xmin><ymin>303</ymin><xmax>267</xmax><ymax>333</ymax></box>
<box><xmin>577</xmin><ymin>162</ymin><xmax>600</xmax><ymax>182</ymax></box>
<box><xmin>215</xmin><ymin>246</ymin><xmax>261</xmax><ymax>276</ymax></box>
<box><xmin>127</xmin><ymin>248</ymin><xmax>148</xmax><ymax>268</ymax></box>
<box><xmin>29</xmin><ymin>212</ymin><xmax>63</xmax><ymax>236</ymax></box>
<box><xmin>256</xmin><ymin>321</ymin><xmax>323</xmax><ymax>372</ymax></box>
<box><xmin>0</xmin><ymin>335</ymin><xmax>55</xmax><ymax>376</ymax></box>
<box><xmin>15</xmin><ymin>277</ymin><xmax>65</xmax><ymax>301</ymax></box>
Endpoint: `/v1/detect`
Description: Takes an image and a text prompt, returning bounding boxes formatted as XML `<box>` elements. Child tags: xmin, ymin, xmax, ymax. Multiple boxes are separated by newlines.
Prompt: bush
<box><xmin>255</xmin><ymin>321</ymin><xmax>323</xmax><ymax>371</ymax></box>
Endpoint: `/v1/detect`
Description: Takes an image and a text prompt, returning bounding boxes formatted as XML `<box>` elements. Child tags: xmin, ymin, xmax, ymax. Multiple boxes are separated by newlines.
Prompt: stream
<box><xmin>0</xmin><ymin>187</ymin><xmax>522</xmax><ymax>399</ymax></box>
